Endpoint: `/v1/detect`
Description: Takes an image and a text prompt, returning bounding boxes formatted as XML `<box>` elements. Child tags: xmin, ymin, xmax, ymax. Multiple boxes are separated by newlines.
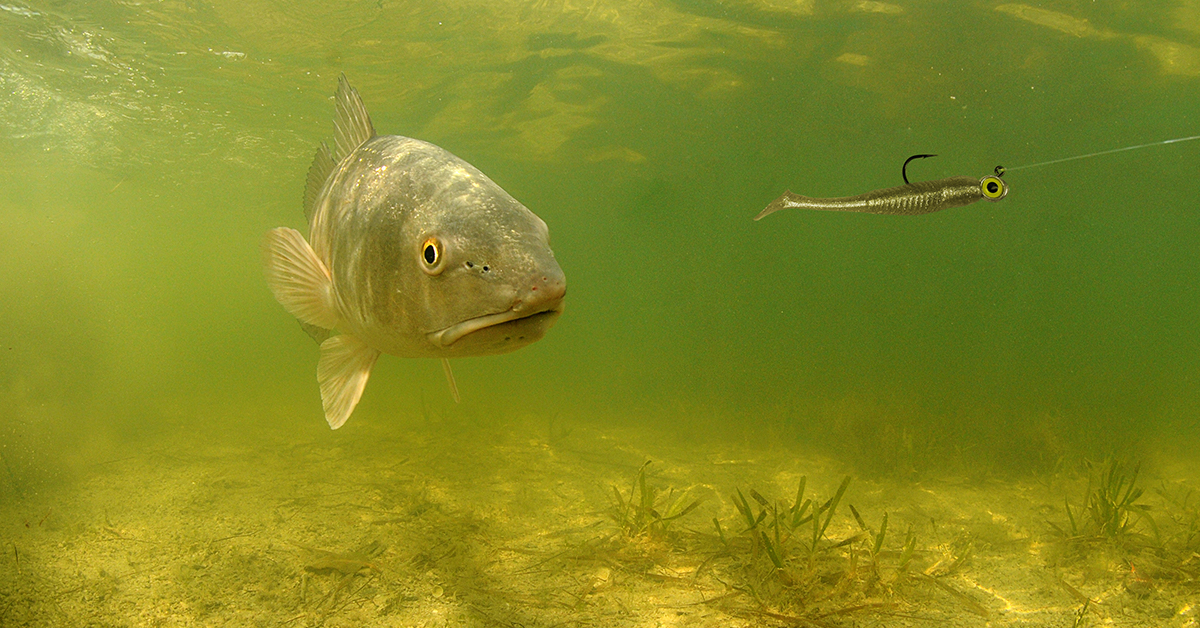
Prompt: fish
<box><xmin>263</xmin><ymin>75</ymin><xmax>566</xmax><ymax>429</ymax></box>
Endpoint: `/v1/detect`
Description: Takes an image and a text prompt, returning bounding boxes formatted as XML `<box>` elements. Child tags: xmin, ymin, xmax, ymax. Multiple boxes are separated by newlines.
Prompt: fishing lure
<box><xmin>754</xmin><ymin>155</ymin><xmax>1006</xmax><ymax>220</ymax></box>
<box><xmin>755</xmin><ymin>133</ymin><xmax>1200</xmax><ymax>221</ymax></box>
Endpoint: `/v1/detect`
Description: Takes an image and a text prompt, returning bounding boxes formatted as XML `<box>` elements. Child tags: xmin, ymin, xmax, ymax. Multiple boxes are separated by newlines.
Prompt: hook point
<box><xmin>903</xmin><ymin>154</ymin><xmax>937</xmax><ymax>184</ymax></box>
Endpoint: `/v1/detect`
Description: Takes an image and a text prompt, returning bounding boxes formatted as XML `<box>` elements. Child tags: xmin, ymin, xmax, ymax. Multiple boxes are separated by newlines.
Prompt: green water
<box><xmin>2</xmin><ymin>1</ymin><xmax>1199</xmax><ymax>624</ymax></box>
<box><xmin>5</xmin><ymin>0</ymin><xmax>1197</xmax><ymax>471</ymax></box>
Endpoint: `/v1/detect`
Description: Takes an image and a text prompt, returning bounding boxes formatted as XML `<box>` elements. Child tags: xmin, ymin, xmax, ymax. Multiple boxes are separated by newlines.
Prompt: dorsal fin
<box><xmin>332</xmin><ymin>74</ymin><xmax>375</xmax><ymax>162</ymax></box>
<box><xmin>303</xmin><ymin>75</ymin><xmax>376</xmax><ymax>224</ymax></box>
<box><xmin>304</xmin><ymin>142</ymin><xmax>334</xmax><ymax>225</ymax></box>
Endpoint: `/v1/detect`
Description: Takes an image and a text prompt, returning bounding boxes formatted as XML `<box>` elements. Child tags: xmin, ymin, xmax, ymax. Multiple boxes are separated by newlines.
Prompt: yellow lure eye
<box><xmin>980</xmin><ymin>175</ymin><xmax>1007</xmax><ymax>201</ymax></box>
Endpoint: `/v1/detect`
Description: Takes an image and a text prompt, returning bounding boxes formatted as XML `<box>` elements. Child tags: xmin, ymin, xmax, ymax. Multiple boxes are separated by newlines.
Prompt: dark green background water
<box><xmin>2</xmin><ymin>0</ymin><xmax>1198</xmax><ymax>482</ymax></box>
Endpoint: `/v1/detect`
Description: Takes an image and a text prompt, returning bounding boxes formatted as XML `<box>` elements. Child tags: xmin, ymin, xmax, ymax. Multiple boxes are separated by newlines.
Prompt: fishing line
<box><xmin>1003</xmin><ymin>134</ymin><xmax>1200</xmax><ymax>172</ymax></box>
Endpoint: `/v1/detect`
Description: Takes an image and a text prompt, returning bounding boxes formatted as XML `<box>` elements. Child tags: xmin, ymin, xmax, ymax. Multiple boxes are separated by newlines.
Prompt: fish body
<box><xmin>310</xmin><ymin>134</ymin><xmax>563</xmax><ymax>359</ymax></box>
<box><xmin>264</xmin><ymin>76</ymin><xmax>565</xmax><ymax>428</ymax></box>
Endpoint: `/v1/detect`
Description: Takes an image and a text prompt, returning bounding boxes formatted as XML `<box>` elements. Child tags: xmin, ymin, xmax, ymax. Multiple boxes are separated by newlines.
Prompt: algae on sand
<box><xmin>5</xmin><ymin>414</ymin><xmax>1200</xmax><ymax>626</ymax></box>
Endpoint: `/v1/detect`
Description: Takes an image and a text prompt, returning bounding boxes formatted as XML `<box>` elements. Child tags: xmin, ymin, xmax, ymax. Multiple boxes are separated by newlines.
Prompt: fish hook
<box><xmin>902</xmin><ymin>154</ymin><xmax>937</xmax><ymax>184</ymax></box>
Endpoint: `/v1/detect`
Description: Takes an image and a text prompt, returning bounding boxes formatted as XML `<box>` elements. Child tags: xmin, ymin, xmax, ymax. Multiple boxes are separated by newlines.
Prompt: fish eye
<box><xmin>980</xmin><ymin>175</ymin><xmax>1007</xmax><ymax>201</ymax></box>
<box><xmin>420</xmin><ymin>237</ymin><xmax>444</xmax><ymax>275</ymax></box>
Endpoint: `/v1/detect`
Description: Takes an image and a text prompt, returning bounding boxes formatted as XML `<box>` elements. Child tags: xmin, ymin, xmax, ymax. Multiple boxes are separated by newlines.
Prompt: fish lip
<box><xmin>427</xmin><ymin>300</ymin><xmax>564</xmax><ymax>347</ymax></box>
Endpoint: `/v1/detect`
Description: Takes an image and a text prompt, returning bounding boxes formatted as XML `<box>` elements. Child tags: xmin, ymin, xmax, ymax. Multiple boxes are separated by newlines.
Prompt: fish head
<box><xmin>411</xmin><ymin>193</ymin><xmax>565</xmax><ymax>357</ymax></box>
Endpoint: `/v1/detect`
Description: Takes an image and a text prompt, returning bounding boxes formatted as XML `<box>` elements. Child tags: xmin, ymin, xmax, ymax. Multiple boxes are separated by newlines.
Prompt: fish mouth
<box><xmin>427</xmin><ymin>301</ymin><xmax>564</xmax><ymax>348</ymax></box>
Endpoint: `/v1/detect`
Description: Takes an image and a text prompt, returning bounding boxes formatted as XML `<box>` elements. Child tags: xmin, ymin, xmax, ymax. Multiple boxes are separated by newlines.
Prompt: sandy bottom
<box><xmin>1</xmin><ymin>408</ymin><xmax>1198</xmax><ymax>627</ymax></box>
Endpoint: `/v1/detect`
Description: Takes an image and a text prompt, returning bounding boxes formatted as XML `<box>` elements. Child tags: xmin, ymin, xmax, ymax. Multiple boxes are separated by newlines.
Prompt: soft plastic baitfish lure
<box><xmin>755</xmin><ymin>155</ymin><xmax>1006</xmax><ymax>220</ymax></box>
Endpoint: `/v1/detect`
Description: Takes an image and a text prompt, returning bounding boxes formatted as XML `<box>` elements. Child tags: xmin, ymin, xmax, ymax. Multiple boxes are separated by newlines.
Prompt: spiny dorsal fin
<box><xmin>332</xmin><ymin>74</ymin><xmax>375</xmax><ymax>162</ymax></box>
<box><xmin>303</xmin><ymin>75</ymin><xmax>376</xmax><ymax>224</ymax></box>
<box><xmin>304</xmin><ymin>142</ymin><xmax>335</xmax><ymax>226</ymax></box>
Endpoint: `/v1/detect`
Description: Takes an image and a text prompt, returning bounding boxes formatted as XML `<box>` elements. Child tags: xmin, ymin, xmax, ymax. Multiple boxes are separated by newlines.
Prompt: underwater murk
<box><xmin>1</xmin><ymin>1</ymin><xmax>1199</xmax><ymax>626</ymax></box>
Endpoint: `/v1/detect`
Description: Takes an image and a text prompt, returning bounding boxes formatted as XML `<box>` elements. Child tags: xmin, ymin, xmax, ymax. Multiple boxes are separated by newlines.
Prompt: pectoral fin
<box><xmin>318</xmin><ymin>335</ymin><xmax>380</xmax><ymax>429</ymax></box>
<box><xmin>263</xmin><ymin>227</ymin><xmax>339</xmax><ymax>330</ymax></box>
